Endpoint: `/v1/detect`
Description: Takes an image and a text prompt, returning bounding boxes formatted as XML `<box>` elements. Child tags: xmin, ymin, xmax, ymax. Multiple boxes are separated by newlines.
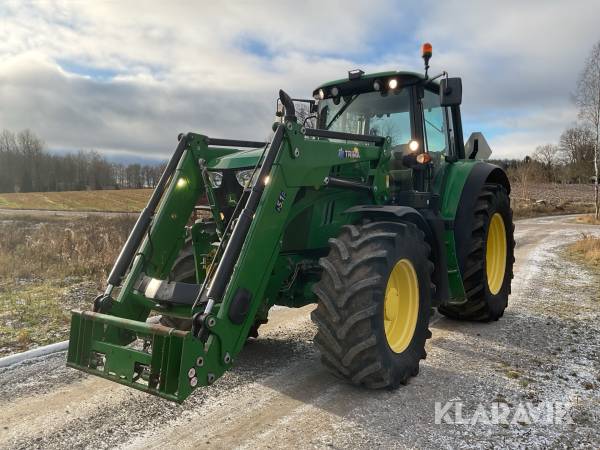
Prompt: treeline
<box><xmin>491</xmin><ymin>125</ymin><xmax>597</xmax><ymax>186</ymax></box>
<box><xmin>0</xmin><ymin>129</ymin><xmax>165</xmax><ymax>193</ymax></box>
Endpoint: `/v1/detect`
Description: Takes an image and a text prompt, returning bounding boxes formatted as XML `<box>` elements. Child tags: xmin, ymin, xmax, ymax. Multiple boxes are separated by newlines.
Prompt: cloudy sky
<box><xmin>1</xmin><ymin>0</ymin><xmax>599</xmax><ymax>161</ymax></box>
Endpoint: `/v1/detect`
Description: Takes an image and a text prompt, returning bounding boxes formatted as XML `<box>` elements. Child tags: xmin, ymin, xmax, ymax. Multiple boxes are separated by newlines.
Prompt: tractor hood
<box><xmin>207</xmin><ymin>147</ymin><xmax>263</xmax><ymax>170</ymax></box>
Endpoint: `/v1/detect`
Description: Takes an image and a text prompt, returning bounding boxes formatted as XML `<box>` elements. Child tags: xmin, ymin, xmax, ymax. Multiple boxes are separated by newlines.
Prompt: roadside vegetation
<box><xmin>566</xmin><ymin>213</ymin><xmax>600</xmax><ymax>301</ymax></box>
<box><xmin>0</xmin><ymin>215</ymin><xmax>135</xmax><ymax>355</ymax></box>
<box><xmin>576</xmin><ymin>214</ymin><xmax>600</xmax><ymax>225</ymax></box>
<box><xmin>567</xmin><ymin>234</ymin><xmax>600</xmax><ymax>269</ymax></box>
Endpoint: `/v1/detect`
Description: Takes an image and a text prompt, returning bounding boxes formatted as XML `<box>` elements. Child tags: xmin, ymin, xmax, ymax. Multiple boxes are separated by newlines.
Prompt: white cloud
<box><xmin>0</xmin><ymin>0</ymin><xmax>599</xmax><ymax>159</ymax></box>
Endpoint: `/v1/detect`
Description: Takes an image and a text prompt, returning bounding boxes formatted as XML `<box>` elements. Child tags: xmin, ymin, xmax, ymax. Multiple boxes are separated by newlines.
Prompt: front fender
<box><xmin>344</xmin><ymin>205</ymin><xmax>449</xmax><ymax>305</ymax></box>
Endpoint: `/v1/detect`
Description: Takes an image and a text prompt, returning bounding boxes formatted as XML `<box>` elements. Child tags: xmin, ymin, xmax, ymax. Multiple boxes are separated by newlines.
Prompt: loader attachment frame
<box><xmin>68</xmin><ymin>310</ymin><xmax>200</xmax><ymax>402</ymax></box>
<box><xmin>67</xmin><ymin>119</ymin><xmax>392</xmax><ymax>402</ymax></box>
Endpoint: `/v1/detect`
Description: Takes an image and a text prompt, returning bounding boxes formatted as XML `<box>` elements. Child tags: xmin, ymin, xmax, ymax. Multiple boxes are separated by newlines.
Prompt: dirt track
<box><xmin>1</xmin><ymin>216</ymin><xmax>599</xmax><ymax>449</ymax></box>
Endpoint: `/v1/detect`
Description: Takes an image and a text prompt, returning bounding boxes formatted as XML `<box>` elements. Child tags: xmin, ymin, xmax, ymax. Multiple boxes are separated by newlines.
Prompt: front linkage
<box><xmin>67</xmin><ymin>92</ymin><xmax>391</xmax><ymax>402</ymax></box>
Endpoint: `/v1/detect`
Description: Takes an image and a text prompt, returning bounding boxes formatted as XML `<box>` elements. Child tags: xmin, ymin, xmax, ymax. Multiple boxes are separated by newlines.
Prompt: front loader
<box><xmin>67</xmin><ymin>44</ymin><xmax>515</xmax><ymax>402</ymax></box>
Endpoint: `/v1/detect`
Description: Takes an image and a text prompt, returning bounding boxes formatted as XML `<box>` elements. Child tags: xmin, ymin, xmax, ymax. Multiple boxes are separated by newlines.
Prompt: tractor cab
<box><xmin>312</xmin><ymin>67</ymin><xmax>465</xmax><ymax>195</ymax></box>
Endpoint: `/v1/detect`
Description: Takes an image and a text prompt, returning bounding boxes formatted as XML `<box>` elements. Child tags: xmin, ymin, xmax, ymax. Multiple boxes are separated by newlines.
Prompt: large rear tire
<box><xmin>438</xmin><ymin>184</ymin><xmax>515</xmax><ymax>321</ymax></box>
<box><xmin>311</xmin><ymin>221</ymin><xmax>433</xmax><ymax>388</ymax></box>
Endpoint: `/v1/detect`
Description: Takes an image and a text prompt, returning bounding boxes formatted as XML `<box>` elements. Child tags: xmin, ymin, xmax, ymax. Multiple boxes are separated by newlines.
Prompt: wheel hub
<box><xmin>486</xmin><ymin>213</ymin><xmax>507</xmax><ymax>295</ymax></box>
<box><xmin>384</xmin><ymin>259</ymin><xmax>419</xmax><ymax>353</ymax></box>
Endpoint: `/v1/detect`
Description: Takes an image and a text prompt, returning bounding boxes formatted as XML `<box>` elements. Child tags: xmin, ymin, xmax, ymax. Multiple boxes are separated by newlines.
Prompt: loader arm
<box><xmin>68</xmin><ymin>119</ymin><xmax>390</xmax><ymax>402</ymax></box>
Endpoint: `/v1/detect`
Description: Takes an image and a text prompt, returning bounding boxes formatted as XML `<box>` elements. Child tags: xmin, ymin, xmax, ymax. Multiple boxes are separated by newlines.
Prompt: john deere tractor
<box><xmin>67</xmin><ymin>44</ymin><xmax>515</xmax><ymax>402</ymax></box>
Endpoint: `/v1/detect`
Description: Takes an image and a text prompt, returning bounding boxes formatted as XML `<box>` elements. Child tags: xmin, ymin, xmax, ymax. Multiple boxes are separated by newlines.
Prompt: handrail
<box><xmin>304</xmin><ymin>128</ymin><xmax>385</xmax><ymax>145</ymax></box>
<box><xmin>206</xmin><ymin>138</ymin><xmax>267</xmax><ymax>148</ymax></box>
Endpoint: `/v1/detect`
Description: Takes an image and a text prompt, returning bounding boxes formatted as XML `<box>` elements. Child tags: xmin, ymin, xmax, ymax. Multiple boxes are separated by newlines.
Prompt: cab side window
<box><xmin>422</xmin><ymin>90</ymin><xmax>447</xmax><ymax>154</ymax></box>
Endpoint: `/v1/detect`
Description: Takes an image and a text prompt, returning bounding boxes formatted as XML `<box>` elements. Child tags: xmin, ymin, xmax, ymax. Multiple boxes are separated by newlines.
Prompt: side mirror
<box><xmin>440</xmin><ymin>77</ymin><xmax>462</xmax><ymax>107</ymax></box>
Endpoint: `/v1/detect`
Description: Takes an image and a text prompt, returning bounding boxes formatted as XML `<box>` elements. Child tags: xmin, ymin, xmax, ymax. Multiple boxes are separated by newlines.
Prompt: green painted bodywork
<box><xmin>208</xmin><ymin>147</ymin><xmax>265</xmax><ymax>170</ymax></box>
<box><xmin>436</xmin><ymin>160</ymin><xmax>480</xmax><ymax>300</ymax></box>
<box><xmin>67</xmin><ymin>72</ymin><xmax>497</xmax><ymax>402</ymax></box>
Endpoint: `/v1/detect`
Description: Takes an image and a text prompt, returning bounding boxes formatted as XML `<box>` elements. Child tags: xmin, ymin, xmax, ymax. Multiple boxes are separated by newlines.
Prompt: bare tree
<box><xmin>532</xmin><ymin>144</ymin><xmax>560</xmax><ymax>181</ymax></box>
<box><xmin>559</xmin><ymin>126</ymin><xmax>594</xmax><ymax>164</ymax></box>
<box><xmin>0</xmin><ymin>130</ymin><xmax>18</xmax><ymax>192</ymax></box>
<box><xmin>508</xmin><ymin>156</ymin><xmax>540</xmax><ymax>200</ymax></box>
<box><xmin>575</xmin><ymin>42</ymin><xmax>600</xmax><ymax>218</ymax></box>
<box><xmin>14</xmin><ymin>129</ymin><xmax>45</xmax><ymax>192</ymax></box>
<box><xmin>532</xmin><ymin>144</ymin><xmax>559</xmax><ymax>167</ymax></box>
<box><xmin>559</xmin><ymin>126</ymin><xmax>595</xmax><ymax>182</ymax></box>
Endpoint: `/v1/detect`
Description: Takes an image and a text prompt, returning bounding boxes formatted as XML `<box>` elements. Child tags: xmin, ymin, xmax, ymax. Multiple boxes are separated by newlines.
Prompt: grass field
<box><xmin>0</xmin><ymin>215</ymin><xmax>135</xmax><ymax>355</ymax></box>
<box><xmin>0</xmin><ymin>189</ymin><xmax>151</xmax><ymax>212</ymax></box>
<box><xmin>0</xmin><ymin>183</ymin><xmax>596</xmax><ymax>216</ymax></box>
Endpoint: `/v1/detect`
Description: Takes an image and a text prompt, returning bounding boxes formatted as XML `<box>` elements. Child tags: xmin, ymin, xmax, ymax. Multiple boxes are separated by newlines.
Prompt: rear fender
<box><xmin>437</xmin><ymin>162</ymin><xmax>510</xmax><ymax>300</ymax></box>
<box><xmin>452</xmin><ymin>163</ymin><xmax>510</xmax><ymax>276</ymax></box>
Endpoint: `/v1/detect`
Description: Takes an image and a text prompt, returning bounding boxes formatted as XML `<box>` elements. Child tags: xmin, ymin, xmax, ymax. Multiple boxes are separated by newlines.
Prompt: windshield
<box><xmin>318</xmin><ymin>89</ymin><xmax>412</xmax><ymax>146</ymax></box>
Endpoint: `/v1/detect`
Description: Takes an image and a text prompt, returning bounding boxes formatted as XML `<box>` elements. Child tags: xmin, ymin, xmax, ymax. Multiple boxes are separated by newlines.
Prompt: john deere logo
<box><xmin>338</xmin><ymin>147</ymin><xmax>360</xmax><ymax>159</ymax></box>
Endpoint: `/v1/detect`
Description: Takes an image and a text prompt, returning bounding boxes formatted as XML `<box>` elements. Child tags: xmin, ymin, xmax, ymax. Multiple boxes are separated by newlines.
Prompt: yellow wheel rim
<box><xmin>384</xmin><ymin>259</ymin><xmax>419</xmax><ymax>353</ymax></box>
<box><xmin>486</xmin><ymin>213</ymin><xmax>507</xmax><ymax>295</ymax></box>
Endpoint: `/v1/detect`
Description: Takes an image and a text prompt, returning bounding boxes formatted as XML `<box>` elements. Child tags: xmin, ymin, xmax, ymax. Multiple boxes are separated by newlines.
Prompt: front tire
<box><xmin>311</xmin><ymin>221</ymin><xmax>433</xmax><ymax>388</ymax></box>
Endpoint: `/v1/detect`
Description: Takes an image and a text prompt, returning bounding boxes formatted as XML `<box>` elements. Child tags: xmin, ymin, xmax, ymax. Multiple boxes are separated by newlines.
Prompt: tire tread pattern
<box><xmin>312</xmin><ymin>221</ymin><xmax>433</xmax><ymax>388</ymax></box>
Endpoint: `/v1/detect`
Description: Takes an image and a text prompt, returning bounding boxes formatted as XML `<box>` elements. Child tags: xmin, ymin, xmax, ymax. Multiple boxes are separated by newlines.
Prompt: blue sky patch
<box><xmin>237</xmin><ymin>36</ymin><xmax>272</xmax><ymax>58</ymax></box>
<box><xmin>58</xmin><ymin>60</ymin><xmax>119</xmax><ymax>80</ymax></box>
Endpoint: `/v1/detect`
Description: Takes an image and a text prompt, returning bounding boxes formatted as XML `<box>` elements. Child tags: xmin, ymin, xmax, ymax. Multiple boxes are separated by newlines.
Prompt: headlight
<box><xmin>408</xmin><ymin>140</ymin><xmax>419</xmax><ymax>152</ymax></box>
<box><xmin>176</xmin><ymin>177</ymin><xmax>188</xmax><ymax>189</ymax></box>
<box><xmin>207</xmin><ymin>171</ymin><xmax>223</xmax><ymax>188</ymax></box>
<box><xmin>235</xmin><ymin>169</ymin><xmax>257</xmax><ymax>188</ymax></box>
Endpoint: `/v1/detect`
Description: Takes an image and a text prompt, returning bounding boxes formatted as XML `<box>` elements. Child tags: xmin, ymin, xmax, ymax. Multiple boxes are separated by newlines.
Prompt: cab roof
<box><xmin>313</xmin><ymin>70</ymin><xmax>439</xmax><ymax>99</ymax></box>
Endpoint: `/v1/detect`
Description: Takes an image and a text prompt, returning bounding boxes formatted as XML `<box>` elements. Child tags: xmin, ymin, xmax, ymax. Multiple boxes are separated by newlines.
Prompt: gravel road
<box><xmin>1</xmin><ymin>215</ymin><xmax>599</xmax><ymax>449</ymax></box>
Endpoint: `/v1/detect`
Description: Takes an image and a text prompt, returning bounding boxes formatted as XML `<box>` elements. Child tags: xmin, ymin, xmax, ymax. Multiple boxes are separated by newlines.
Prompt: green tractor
<box><xmin>67</xmin><ymin>44</ymin><xmax>515</xmax><ymax>402</ymax></box>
